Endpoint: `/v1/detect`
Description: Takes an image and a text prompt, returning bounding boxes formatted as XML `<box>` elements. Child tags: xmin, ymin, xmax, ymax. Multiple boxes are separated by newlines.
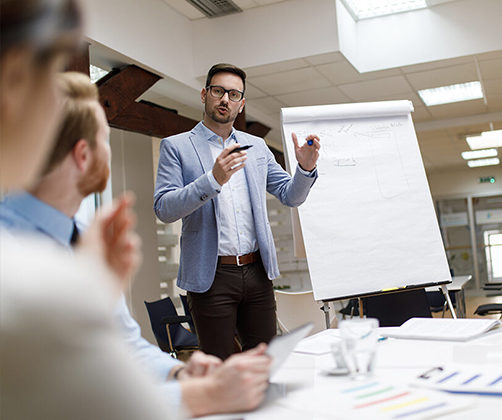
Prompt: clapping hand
<box><xmin>77</xmin><ymin>192</ymin><xmax>142</xmax><ymax>291</ymax></box>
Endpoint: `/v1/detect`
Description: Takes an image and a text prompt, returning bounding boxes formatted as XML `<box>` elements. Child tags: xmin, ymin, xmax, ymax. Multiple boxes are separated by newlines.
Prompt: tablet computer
<box><xmin>266</xmin><ymin>322</ymin><xmax>314</xmax><ymax>376</ymax></box>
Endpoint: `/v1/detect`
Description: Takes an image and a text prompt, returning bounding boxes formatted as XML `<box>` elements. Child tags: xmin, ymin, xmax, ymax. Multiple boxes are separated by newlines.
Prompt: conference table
<box><xmin>199</xmin><ymin>325</ymin><xmax>502</xmax><ymax>419</ymax></box>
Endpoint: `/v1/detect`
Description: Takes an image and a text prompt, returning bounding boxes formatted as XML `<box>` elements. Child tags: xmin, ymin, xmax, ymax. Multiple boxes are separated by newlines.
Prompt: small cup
<box><xmin>339</xmin><ymin>318</ymin><xmax>379</xmax><ymax>380</ymax></box>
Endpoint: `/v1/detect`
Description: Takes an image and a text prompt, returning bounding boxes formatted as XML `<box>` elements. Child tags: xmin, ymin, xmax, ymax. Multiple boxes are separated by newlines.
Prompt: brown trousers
<box><xmin>187</xmin><ymin>260</ymin><xmax>277</xmax><ymax>360</ymax></box>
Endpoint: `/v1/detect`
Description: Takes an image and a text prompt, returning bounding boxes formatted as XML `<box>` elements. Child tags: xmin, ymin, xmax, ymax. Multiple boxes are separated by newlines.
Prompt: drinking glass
<box><xmin>339</xmin><ymin>318</ymin><xmax>379</xmax><ymax>379</ymax></box>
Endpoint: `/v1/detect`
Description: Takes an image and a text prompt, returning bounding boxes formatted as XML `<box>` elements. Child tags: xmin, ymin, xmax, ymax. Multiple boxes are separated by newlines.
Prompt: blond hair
<box><xmin>42</xmin><ymin>72</ymin><xmax>100</xmax><ymax>175</ymax></box>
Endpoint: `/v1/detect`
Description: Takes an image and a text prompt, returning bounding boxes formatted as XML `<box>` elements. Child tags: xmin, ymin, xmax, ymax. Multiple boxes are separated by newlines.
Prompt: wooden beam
<box><xmin>234</xmin><ymin>106</ymin><xmax>246</xmax><ymax>131</ymax></box>
<box><xmin>246</xmin><ymin>121</ymin><xmax>271</xmax><ymax>139</ymax></box>
<box><xmin>110</xmin><ymin>101</ymin><xmax>197</xmax><ymax>138</ymax></box>
<box><xmin>97</xmin><ymin>65</ymin><xmax>161</xmax><ymax>121</ymax></box>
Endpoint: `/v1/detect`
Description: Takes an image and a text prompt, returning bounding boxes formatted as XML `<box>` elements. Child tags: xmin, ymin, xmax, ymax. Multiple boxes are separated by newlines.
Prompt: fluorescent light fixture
<box><xmin>418</xmin><ymin>81</ymin><xmax>484</xmax><ymax>106</ymax></box>
<box><xmin>466</xmin><ymin>129</ymin><xmax>502</xmax><ymax>150</ymax></box>
<box><xmin>90</xmin><ymin>64</ymin><xmax>109</xmax><ymax>83</ymax></box>
<box><xmin>341</xmin><ymin>0</ymin><xmax>427</xmax><ymax>20</ymax></box>
<box><xmin>461</xmin><ymin>149</ymin><xmax>498</xmax><ymax>160</ymax></box>
<box><xmin>467</xmin><ymin>158</ymin><xmax>500</xmax><ymax>168</ymax></box>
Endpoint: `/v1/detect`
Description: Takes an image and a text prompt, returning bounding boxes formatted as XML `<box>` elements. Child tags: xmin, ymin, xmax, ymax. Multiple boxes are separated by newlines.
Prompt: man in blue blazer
<box><xmin>154</xmin><ymin>63</ymin><xmax>320</xmax><ymax>360</ymax></box>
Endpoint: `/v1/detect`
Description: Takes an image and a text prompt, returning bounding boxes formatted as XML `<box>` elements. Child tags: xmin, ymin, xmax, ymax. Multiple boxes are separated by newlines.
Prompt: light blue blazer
<box><xmin>154</xmin><ymin>122</ymin><xmax>317</xmax><ymax>293</ymax></box>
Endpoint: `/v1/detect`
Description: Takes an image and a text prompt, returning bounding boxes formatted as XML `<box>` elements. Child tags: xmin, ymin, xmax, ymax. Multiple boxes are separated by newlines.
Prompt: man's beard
<box><xmin>205</xmin><ymin>101</ymin><xmax>238</xmax><ymax>124</ymax></box>
<box><xmin>77</xmin><ymin>152</ymin><xmax>109</xmax><ymax>197</ymax></box>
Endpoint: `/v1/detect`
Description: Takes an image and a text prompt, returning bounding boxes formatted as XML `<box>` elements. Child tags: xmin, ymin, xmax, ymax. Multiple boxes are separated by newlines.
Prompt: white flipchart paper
<box><xmin>281</xmin><ymin>101</ymin><xmax>451</xmax><ymax>301</ymax></box>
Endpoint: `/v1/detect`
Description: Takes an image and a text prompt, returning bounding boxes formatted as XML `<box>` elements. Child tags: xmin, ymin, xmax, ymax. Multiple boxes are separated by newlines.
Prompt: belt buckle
<box><xmin>236</xmin><ymin>255</ymin><xmax>244</xmax><ymax>266</ymax></box>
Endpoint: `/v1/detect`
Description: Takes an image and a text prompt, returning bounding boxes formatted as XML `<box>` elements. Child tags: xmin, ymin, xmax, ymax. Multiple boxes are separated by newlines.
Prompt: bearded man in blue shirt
<box><xmin>0</xmin><ymin>71</ymin><xmax>271</xmax><ymax>417</ymax></box>
<box><xmin>154</xmin><ymin>63</ymin><xmax>321</xmax><ymax>360</ymax></box>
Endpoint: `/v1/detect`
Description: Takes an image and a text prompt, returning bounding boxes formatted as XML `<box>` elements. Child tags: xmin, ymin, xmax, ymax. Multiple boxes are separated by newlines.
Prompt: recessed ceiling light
<box><xmin>341</xmin><ymin>0</ymin><xmax>427</xmax><ymax>20</ymax></box>
<box><xmin>467</xmin><ymin>158</ymin><xmax>500</xmax><ymax>168</ymax></box>
<box><xmin>461</xmin><ymin>149</ymin><xmax>498</xmax><ymax>160</ymax></box>
<box><xmin>466</xmin><ymin>129</ymin><xmax>502</xmax><ymax>150</ymax></box>
<box><xmin>418</xmin><ymin>81</ymin><xmax>484</xmax><ymax>106</ymax></box>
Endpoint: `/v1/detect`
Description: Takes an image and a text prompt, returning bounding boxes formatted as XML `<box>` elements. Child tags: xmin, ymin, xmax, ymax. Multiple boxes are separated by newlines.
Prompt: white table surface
<box><xmin>199</xmin><ymin>327</ymin><xmax>502</xmax><ymax>419</ymax></box>
<box><xmin>425</xmin><ymin>275</ymin><xmax>472</xmax><ymax>292</ymax></box>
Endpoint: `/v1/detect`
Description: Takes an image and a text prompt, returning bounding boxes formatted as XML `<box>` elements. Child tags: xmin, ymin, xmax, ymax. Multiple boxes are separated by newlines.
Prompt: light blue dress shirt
<box><xmin>200</xmin><ymin>123</ymin><xmax>258</xmax><ymax>256</ymax></box>
<box><xmin>201</xmin><ymin>123</ymin><xmax>315</xmax><ymax>257</ymax></box>
<box><xmin>0</xmin><ymin>192</ymin><xmax>182</xmax><ymax>408</ymax></box>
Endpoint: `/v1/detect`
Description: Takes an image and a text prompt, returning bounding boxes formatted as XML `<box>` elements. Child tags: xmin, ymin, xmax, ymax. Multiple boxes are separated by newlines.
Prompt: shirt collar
<box><xmin>198</xmin><ymin>121</ymin><xmax>237</xmax><ymax>146</ymax></box>
<box><xmin>3</xmin><ymin>192</ymin><xmax>75</xmax><ymax>248</ymax></box>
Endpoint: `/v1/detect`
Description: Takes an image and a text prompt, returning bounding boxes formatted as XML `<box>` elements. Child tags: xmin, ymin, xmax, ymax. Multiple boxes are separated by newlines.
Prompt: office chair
<box><xmin>474</xmin><ymin>303</ymin><xmax>502</xmax><ymax>319</ymax></box>
<box><xmin>364</xmin><ymin>289</ymin><xmax>432</xmax><ymax>327</ymax></box>
<box><xmin>426</xmin><ymin>290</ymin><xmax>457</xmax><ymax>318</ymax></box>
<box><xmin>144</xmin><ymin>297</ymin><xmax>198</xmax><ymax>358</ymax></box>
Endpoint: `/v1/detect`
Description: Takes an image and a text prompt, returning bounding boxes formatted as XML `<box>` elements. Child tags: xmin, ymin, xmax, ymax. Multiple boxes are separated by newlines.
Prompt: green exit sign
<box><xmin>479</xmin><ymin>176</ymin><xmax>496</xmax><ymax>184</ymax></box>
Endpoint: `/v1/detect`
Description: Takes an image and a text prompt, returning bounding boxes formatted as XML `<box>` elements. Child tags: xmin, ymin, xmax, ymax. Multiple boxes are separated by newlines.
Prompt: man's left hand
<box><xmin>292</xmin><ymin>132</ymin><xmax>320</xmax><ymax>172</ymax></box>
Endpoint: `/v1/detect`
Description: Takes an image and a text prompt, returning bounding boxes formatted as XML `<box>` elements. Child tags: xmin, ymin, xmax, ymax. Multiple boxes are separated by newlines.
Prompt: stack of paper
<box><xmin>380</xmin><ymin>318</ymin><xmax>501</xmax><ymax>341</ymax></box>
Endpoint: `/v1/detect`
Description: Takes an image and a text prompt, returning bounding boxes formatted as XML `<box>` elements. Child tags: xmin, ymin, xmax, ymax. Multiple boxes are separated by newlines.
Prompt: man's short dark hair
<box><xmin>205</xmin><ymin>63</ymin><xmax>246</xmax><ymax>93</ymax></box>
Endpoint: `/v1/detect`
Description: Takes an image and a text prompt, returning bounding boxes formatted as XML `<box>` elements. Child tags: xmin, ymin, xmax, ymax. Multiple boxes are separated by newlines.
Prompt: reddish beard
<box><xmin>77</xmin><ymin>151</ymin><xmax>109</xmax><ymax>196</ymax></box>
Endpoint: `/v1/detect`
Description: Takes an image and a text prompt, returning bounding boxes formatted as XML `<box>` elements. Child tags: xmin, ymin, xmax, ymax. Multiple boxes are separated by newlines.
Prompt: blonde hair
<box><xmin>42</xmin><ymin>72</ymin><xmax>100</xmax><ymax>175</ymax></box>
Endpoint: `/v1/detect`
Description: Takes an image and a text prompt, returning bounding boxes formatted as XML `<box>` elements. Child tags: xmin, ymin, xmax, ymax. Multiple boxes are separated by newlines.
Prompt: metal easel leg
<box><xmin>441</xmin><ymin>284</ymin><xmax>457</xmax><ymax>319</ymax></box>
<box><xmin>322</xmin><ymin>302</ymin><xmax>330</xmax><ymax>329</ymax></box>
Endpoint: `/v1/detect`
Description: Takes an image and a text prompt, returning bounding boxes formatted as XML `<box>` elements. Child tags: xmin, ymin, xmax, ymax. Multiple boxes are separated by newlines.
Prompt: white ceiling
<box><xmin>116</xmin><ymin>0</ymin><xmax>502</xmax><ymax>175</ymax></box>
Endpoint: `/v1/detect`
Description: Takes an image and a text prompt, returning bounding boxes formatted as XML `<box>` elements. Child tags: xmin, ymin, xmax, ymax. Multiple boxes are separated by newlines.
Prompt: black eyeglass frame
<box><xmin>206</xmin><ymin>85</ymin><xmax>245</xmax><ymax>102</ymax></box>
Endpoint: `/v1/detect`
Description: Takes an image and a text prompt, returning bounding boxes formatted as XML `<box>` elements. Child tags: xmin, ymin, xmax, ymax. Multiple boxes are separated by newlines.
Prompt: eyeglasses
<box><xmin>207</xmin><ymin>85</ymin><xmax>244</xmax><ymax>102</ymax></box>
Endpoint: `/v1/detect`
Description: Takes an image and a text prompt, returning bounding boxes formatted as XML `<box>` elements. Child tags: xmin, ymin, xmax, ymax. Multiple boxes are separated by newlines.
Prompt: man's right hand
<box><xmin>212</xmin><ymin>144</ymin><xmax>248</xmax><ymax>186</ymax></box>
<box><xmin>180</xmin><ymin>343</ymin><xmax>271</xmax><ymax>416</ymax></box>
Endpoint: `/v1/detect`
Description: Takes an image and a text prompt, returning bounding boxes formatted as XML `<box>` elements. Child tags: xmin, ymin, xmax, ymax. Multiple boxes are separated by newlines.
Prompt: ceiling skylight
<box><xmin>90</xmin><ymin>64</ymin><xmax>109</xmax><ymax>83</ymax></box>
<box><xmin>418</xmin><ymin>81</ymin><xmax>484</xmax><ymax>106</ymax></box>
<box><xmin>341</xmin><ymin>0</ymin><xmax>427</xmax><ymax>20</ymax></box>
<box><xmin>466</xmin><ymin>130</ymin><xmax>502</xmax><ymax>150</ymax></box>
<box><xmin>461</xmin><ymin>149</ymin><xmax>498</xmax><ymax>160</ymax></box>
<box><xmin>467</xmin><ymin>158</ymin><xmax>500</xmax><ymax>168</ymax></box>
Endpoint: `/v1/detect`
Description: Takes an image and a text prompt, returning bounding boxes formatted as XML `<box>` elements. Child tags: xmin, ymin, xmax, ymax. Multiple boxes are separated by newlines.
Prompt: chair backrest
<box><xmin>365</xmin><ymin>289</ymin><xmax>432</xmax><ymax>327</ymax></box>
<box><xmin>274</xmin><ymin>289</ymin><xmax>328</xmax><ymax>335</ymax></box>
<box><xmin>144</xmin><ymin>297</ymin><xmax>178</xmax><ymax>352</ymax></box>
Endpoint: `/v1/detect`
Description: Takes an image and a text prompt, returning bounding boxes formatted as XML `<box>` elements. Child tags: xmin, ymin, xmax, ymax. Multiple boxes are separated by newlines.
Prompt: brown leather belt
<box><xmin>218</xmin><ymin>251</ymin><xmax>260</xmax><ymax>266</ymax></box>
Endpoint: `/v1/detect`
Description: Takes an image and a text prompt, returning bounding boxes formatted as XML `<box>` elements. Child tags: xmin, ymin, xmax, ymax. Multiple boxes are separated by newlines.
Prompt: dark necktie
<box><xmin>70</xmin><ymin>221</ymin><xmax>79</xmax><ymax>246</ymax></box>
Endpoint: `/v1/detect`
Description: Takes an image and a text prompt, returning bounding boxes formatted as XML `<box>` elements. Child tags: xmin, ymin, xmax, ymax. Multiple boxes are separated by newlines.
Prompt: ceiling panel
<box><xmin>411</xmin><ymin>106</ymin><xmax>432</xmax><ymax>122</ymax></box>
<box><xmin>250</xmin><ymin>67</ymin><xmax>331</xmax><ymax>96</ymax></box>
<box><xmin>232</xmin><ymin>0</ymin><xmax>259</xmax><ymax>8</ymax></box>
<box><xmin>400</xmin><ymin>56</ymin><xmax>474</xmax><ymax>74</ymax></box>
<box><xmin>304</xmin><ymin>52</ymin><xmax>345</xmax><ymax>66</ymax></box>
<box><xmin>446</xmin><ymin>123</ymin><xmax>492</xmax><ymax>139</ymax></box>
<box><xmin>476</xmin><ymin>50</ymin><xmax>502</xmax><ymax>61</ymax></box>
<box><xmin>248</xmin><ymin>96</ymin><xmax>286</xmax><ymax>114</ymax></box>
<box><xmin>244</xmin><ymin>58</ymin><xmax>309</xmax><ymax>77</ymax></box>
<box><xmin>405</xmin><ymin>63</ymin><xmax>478</xmax><ymax>90</ymax></box>
<box><xmin>338</xmin><ymin>76</ymin><xmax>413</xmax><ymax>101</ymax></box>
<box><xmin>364</xmin><ymin>91</ymin><xmax>425</xmax><ymax>110</ymax></box>
<box><xmin>316</xmin><ymin>60</ymin><xmax>401</xmax><ymax>86</ymax></box>
<box><xmin>479</xmin><ymin>58</ymin><xmax>502</xmax><ymax>80</ymax></box>
<box><xmin>427</xmin><ymin>99</ymin><xmax>487</xmax><ymax>119</ymax></box>
<box><xmin>276</xmin><ymin>86</ymin><xmax>350</xmax><ymax>107</ymax></box>
<box><xmin>243</xmin><ymin>82</ymin><xmax>268</xmax><ymax>99</ymax></box>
